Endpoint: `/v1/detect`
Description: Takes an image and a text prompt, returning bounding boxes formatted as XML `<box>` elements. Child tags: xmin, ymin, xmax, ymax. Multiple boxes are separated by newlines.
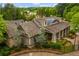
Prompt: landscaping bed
<box><xmin>0</xmin><ymin>38</ymin><xmax>74</xmax><ymax>56</ymax></box>
<box><xmin>42</xmin><ymin>39</ymin><xmax>74</xmax><ymax>53</ymax></box>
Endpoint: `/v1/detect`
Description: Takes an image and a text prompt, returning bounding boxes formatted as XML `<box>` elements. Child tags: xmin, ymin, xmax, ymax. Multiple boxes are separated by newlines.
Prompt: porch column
<box><xmin>65</xmin><ymin>27</ymin><xmax>69</xmax><ymax>37</ymax></box>
<box><xmin>62</xmin><ymin>30</ymin><xmax>64</xmax><ymax>38</ymax></box>
<box><xmin>56</xmin><ymin>32</ymin><xmax>60</xmax><ymax>40</ymax></box>
<box><xmin>63</xmin><ymin>29</ymin><xmax>65</xmax><ymax>37</ymax></box>
<box><xmin>29</xmin><ymin>38</ymin><xmax>31</xmax><ymax>45</ymax></box>
<box><xmin>65</xmin><ymin>29</ymin><xmax>67</xmax><ymax>37</ymax></box>
<box><xmin>59</xmin><ymin>32</ymin><xmax>61</xmax><ymax>39</ymax></box>
<box><xmin>52</xmin><ymin>33</ymin><xmax>56</xmax><ymax>42</ymax></box>
<box><xmin>60</xmin><ymin>31</ymin><xmax>63</xmax><ymax>38</ymax></box>
<box><xmin>28</xmin><ymin>38</ymin><xmax>32</xmax><ymax>48</ymax></box>
<box><xmin>67</xmin><ymin>27</ymin><xmax>70</xmax><ymax>34</ymax></box>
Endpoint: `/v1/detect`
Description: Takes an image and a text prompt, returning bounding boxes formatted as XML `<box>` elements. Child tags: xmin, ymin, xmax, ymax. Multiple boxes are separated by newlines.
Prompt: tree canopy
<box><xmin>1</xmin><ymin>3</ymin><xmax>79</xmax><ymax>32</ymax></box>
<box><xmin>55</xmin><ymin>3</ymin><xmax>79</xmax><ymax>32</ymax></box>
<box><xmin>0</xmin><ymin>15</ymin><xmax>6</xmax><ymax>43</ymax></box>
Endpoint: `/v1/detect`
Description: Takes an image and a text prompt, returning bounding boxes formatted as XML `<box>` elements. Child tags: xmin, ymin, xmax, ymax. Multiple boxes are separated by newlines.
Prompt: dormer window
<box><xmin>46</xmin><ymin>18</ymin><xmax>59</xmax><ymax>25</ymax></box>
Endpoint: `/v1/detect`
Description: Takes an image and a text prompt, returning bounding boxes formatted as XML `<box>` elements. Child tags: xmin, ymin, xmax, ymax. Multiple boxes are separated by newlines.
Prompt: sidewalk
<box><xmin>63</xmin><ymin>50</ymin><xmax>79</xmax><ymax>56</ymax></box>
<box><xmin>10</xmin><ymin>49</ymin><xmax>61</xmax><ymax>56</ymax></box>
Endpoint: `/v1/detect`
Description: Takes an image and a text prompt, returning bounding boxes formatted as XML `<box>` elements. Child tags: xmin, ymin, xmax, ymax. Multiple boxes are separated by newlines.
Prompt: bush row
<box><xmin>42</xmin><ymin>39</ymin><xmax>74</xmax><ymax>53</ymax></box>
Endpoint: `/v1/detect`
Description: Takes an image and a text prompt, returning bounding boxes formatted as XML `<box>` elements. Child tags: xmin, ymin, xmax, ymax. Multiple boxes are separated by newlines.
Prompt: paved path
<box><xmin>63</xmin><ymin>50</ymin><xmax>79</xmax><ymax>56</ymax></box>
<box><xmin>10</xmin><ymin>49</ymin><xmax>61</xmax><ymax>56</ymax></box>
<box><xmin>19</xmin><ymin>52</ymin><xmax>58</xmax><ymax>56</ymax></box>
<box><xmin>63</xmin><ymin>34</ymin><xmax>79</xmax><ymax>56</ymax></box>
<box><xmin>65</xmin><ymin>34</ymin><xmax>79</xmax><ymax>50</ymax></box>
<box><xmin>10</xmin><ymin>48</ymin><xmax>79</xmax><ymax>56</ymax></box>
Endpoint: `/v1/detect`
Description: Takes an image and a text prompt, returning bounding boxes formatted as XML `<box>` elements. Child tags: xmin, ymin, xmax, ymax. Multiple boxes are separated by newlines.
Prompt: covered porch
<box><xmin>46</xmin><ymin>26</ymin><xmax>70</xmax><ymax>42</ymax></box>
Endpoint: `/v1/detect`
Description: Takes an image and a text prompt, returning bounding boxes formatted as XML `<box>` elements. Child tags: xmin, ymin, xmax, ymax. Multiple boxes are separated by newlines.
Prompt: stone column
<box><xmin>52</xmin><ymin>33</ymin><xmax>56</xmax><ymax>42</ymax></box>
<box><xmin>28</xmin><ymin>38</ymin><xmax>35</xmax><ymax>48</ymax></box>
<box><xmin>27</xmin><ymin>38</ymin><xmax>32</xmax><ymax>48</ymax></box>
<box><xmin>58</xmin><ymin>32</ymin><xmax>61</xmax><ymax>39</ymax></box>
<box><xmin>62</xmin><ymin>30</ymin><xmax>64</xmax><ymax>38</ymax></box>
<box><xmin>65</xmin><ymin>29</ymin><xmax>67</xmax><ymax>37</ymax></box>
<box><xmin>63</xmin><ymin>29</ymin><xmax>65</xmax><ymax>37</ymax></box>
<box><xmin>67</xmin><ymin>27</ymin><xmax>69</xmax><ymax>35</ymax></box>
<box><xmin>56</xmin><ymin>32</ymin><xmax>60</xmax><ymax>40</ymax></box>
<box><xmin>29</xmin><ymin>38</ymin><xmax>31</xmax><ymax>45</ymax></box>
<box><xmin>60</xmin><ymin>31</ymin><xmax>63</xmax><ymax>38</ymax></box>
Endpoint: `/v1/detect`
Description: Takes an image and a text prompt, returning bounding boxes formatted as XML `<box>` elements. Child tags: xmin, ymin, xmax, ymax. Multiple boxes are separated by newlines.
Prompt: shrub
<box><xmin>69</xmin><ymin>30</ymin><xmax>76</xmax><ymax>35</ymax></box>
<box><xmin>0</xmin><ymin>46</ymin><xmax>11</xmax><ymax>56</ymax></box>
<box><xmin>49</xmin><ymin>41</ymin><xmax>63</xmax><ymax>50</ymax></box>
<box><xmin>0</xmin><ymin>50</ymin><xmax>10</xmax><ymax>56</ymax></box>
<box><xmin>0</xmin><ymin>15</ymin><xmax>6</xmax><ymax>44</ymax></box>
<box><xmin>59</xmin><ymin>40</ymin><xmax>74</xmax><ymax>53</ymax></box>
<box><xmin>68</xmin><ymin>30</ymin><xmax>76</xmax><ymax>39</ymax></box>
<box><xmin>42</xmin><ymin>43</ymin><xmax>50</xmax><ymax>48</ymax></box>
<box><xmin>35</xmin><ymin>42</ymin><xmax>42</xmax><ymax>48</ymax></box>
<box><xmin>34</xmin><ymin>30</ymin><xmax>48</xmax><ymax>48</ymax></box>
<box><xmin>61</xmin><ymin>44</ymin><xmax>74</xmax><ymax>53</ymax></box>
<box><xmin>14</xmin><ymin>48</ymin><xmax>21</xmax><ymax>52</ymax></box>
<box><xmin>48</xmin><ymin>39</ymin><xmax>74</xmax><ymax>53</ymax></box>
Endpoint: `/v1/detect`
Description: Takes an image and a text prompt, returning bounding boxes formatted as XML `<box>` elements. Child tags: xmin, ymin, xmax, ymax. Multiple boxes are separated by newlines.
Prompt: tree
<box><xmin>34</xmin><ymin>29</ymin><xmax>47</xmax><ymax>48</ymax></box>
<box><xmin>65</xmin><ymin>6</ymin><xmax>79</xmax><ymax>21</ymax></box>
<box><xmin>0</xmin><ymin>3</ymin><xmax>3</xmax><ymax>14</ymax></box>
<box><xmin>21</xmin><ymin>10</ymin><xmax>35</xmax><ymax>21</ymax></box>
<box><xmin>65</xmin><ymin>12</ymin><xmax>73</xmax><ymax>22</ymax></box>
<box><xmin>44</xmin><ymin>7</ymin><xmax>56</xmax><ymax>17</ymax></box>
<box><xmin>0</xmin><ymin>15</ymin><xmax>6</xmax><ymax>43</ymax></box>
<box><xmin>70</xmin><ymin>12</ymin><xmax>79</xmax><ymax>32</ymax></box>
<box><xmin>2</xmin><ymin>3</ymin><xmax>16</xmax><ymax>20</ymax></box>
<box><xmin>2</xmin><ymin>3</ymin><xmax>23</xmax><ymax>20</ymax></box>
<box><xmin>37</xmin><ymin>8</ymin><xmax>45</xmax><ymax>17</ymax></box>
<box><xmin>63</xmin><ymin>3</ymin><xmax>79</xmax><ymax>18</ymax></box>
<box><xmin>55</xmin><ymin>3</ymin><xmax>69</xmax><ymax>17</ymax></box>
<box><xmin>54</xmin><ymin>3</ymin><xmax>79</xmax><ymax>33</ymax></box>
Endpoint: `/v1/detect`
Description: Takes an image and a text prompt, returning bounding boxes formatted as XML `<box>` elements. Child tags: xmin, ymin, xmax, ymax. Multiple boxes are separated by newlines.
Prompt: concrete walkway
<box><xmin>65</xmin><ymin>34</ymin><xmax>79</xmax><ymax>50</ymax></box>
<box><xmin>63</xmin><ymin>50</ymin><xmax>79</xmax><ymax>56</ymax></box>
<box><xmin>19</xmin><ymin>52</ymin><xmax>58</xmax><ymax>56</ymax></box>
<box><xmin>10</xmin><ymin>49</ymin><xmax>61</xmax><ymax>56</ymax></box>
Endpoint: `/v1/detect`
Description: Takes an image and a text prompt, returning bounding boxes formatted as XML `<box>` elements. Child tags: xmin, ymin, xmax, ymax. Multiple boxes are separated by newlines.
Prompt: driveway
<box><xmin>19</xmin><ymin>52</ymin><xmax>58</xmax><ymax>56</ymax></box>
<box><xmin>10</xmin><ymin>49</ymin><xmax>61</xmax><ymax>56</ymax></box>
<box><xmin>63</xmin><ymin>50</ymin><xmax>79</xmax><ymax>56</ymax></box>
<box><xmin>65</xmin><ymin>34</ymin><xmax>79</xmax><ymax>50</ymax></box>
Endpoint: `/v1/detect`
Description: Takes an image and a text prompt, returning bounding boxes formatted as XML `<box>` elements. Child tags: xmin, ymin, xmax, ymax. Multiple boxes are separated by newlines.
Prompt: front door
<box><xmin>45</xmin><ymin>32</ymin><xmax>52</xmax><ymax>41</ymax></box>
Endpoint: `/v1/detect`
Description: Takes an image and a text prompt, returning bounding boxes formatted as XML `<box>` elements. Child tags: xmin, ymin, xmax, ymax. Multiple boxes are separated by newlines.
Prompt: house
<box><xmin>18</xmin><ymin>21</ymin><xmax>41</xmax><ymax>48</ymax></box>
<box><xmin>45</xmin><ymin>22</ymin><xmax>70</xmax><ymax>42</ymax></box>
<box><xmin>6</xmin><ymin>17</ymin><xmax>70</xmax><ymax>48</ymax></box>
<box><xmin>6</xmin><ymin>20</ymin><xmax>24</xmax><ymax>47</ymax></box>
<box><xmin>33</xmin><ymin>17</ymin><xmax>70</xmax><ymax>42</ymax></box>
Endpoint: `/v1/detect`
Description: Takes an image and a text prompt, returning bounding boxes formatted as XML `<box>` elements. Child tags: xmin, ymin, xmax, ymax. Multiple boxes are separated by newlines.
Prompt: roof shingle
<box><xmin>20</xmin><ymin>21</ymin><xmax>41</xmax><ymax>37</ymax></box>
<box><xmin>46</xmin><ymin>22</ymin><xmax>70</xmax><ymax>33</ymax></box>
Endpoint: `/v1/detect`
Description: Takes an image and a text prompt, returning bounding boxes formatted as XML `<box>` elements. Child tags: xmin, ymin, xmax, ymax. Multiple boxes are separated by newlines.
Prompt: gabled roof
<box><xmin>6</xmin><ymin>17</ymin><xmax>70</xmax><ymax>38</ymax></box>
<box><xmin>33</xmin><ymin>17</ymin><xmax>61</xmax><ymax>28</ymax></box>
<box><xmin>6</xmin><ymin>22</ymin><xmax>18</xmax><ymax>38</ymax></box>
<box><xmin>46</xmin><ymin>22</ymin><xmax>70</xmax><ymax>33</ymax></box>
<box><xmin>33</xmin><ymin>18</ymin><xmax>45</xmax><ymax>27</ymax></box>
<box><xmin>20</xmin><ymin>21</ymin><xmax>41</xmax><ymax>37</ymax></box>
<box><xmin>6</xmin><ymin>20</ymin><xmax>24</xmax><ymax>38</ymax></box>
